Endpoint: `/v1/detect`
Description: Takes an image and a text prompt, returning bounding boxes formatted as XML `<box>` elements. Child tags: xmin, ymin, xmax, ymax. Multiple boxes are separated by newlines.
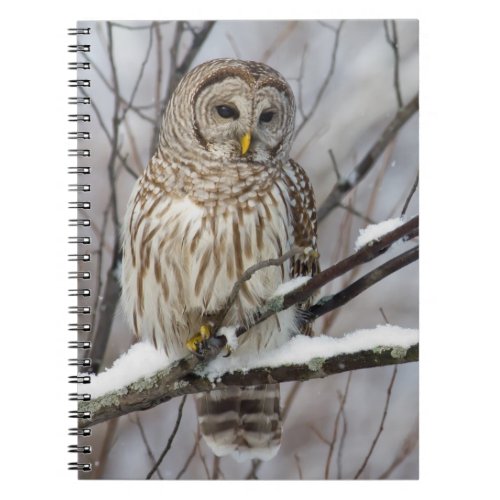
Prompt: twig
<box><xmin>354</xmin><ymin>365</ymin><xmax>398</xmax><ymax>479</ymax></box>
<box><xmin>295</xmin><ymin>21</ymin><xmax>344</xmax><ymax>138</ymax></box>
<box><xmin>317</xmin><ymin>94</ymin><xmax>419</xmax><ymax>223</ymax></box>
<box><xmin>282</xmin><ymin>381</ymin><xmax>302</xmax><ymax>421</ymax></box>
<box><xmin>175</xmin><ymin>431</ymin><xmax>200</xmax><ymax>479</ymax></box>
<box><xmin>309</xmin><ymin>425</ymin><xmax>330</xmax><ymax>445</ymax></box>
<box><xmin>197</xmin><ymin>439</ymin><xmax>211</xmax><ymax>479</ymax></box>
<box><xmin>146</xmin><ymin>395</ymin><xmax>187</xmax><ymax>479</ymax></box>
<box><xmin>246</xmin><ymin>459</ymin><xmax>260</xmax><ymax>480</ymax></box>
<box><xmin>261</xmin><ymin>21</ymin><xmax>298</xmax><ymax>63</ymax></box>
<box><xmin>88</xmin><ymin>417</ymin><xmax>118</xmax><ymax>479</ymax></box>
<box><xmin>134</xmin><ymin>415</ymin><xmax>163</xmax><ymax>479</ymax></box>
<box><xmin>211</xmin><ymin>246</ymin><xmax>306</xmax><ymax>331</ymax></box>
<box><xmin>400</xmin><ymin>172</ymin><xmax>419</xmax><ymax>217</ymax></box>
<box><xmin>378</xmin><ymin>422</ymin><xmax>418</xmax><ymax>479</ymax></box>
<box><xmin>383</xmin><ymin>20</ymin><xmax>403</xmax><ymax>109</ymax></box>
<box><xmin>294</xmin><ymin>454</ymin><xmax>304</xmax><ymax>480</ymax></box>
<box><xmin>324</xmin><ymin>371</ymin><xmax>352</xmax><ymax>478</ymax></box>
<box><xmin>110</xmin><ymin>21</ymin><xmax>171</xmax><ymax>31</ymax></box>
<box><xmin>120</xmin><ymin>23</ymin><xmax>155</xmax><ymax>120</ymax></box>
<box><xmin>336</xmin><ymin>390</ymin><xmax>349</xmax><ymax>479</ymax></box>
<box><xmin>211</xmin><ymin>456</ymin><xmax>221</xmax><ymax>480</ymax></box>
<box><xmin>328</xmin><ymin>149</ymin><xmax>341</xmax><ymax>181</ymax></box>
<box><xmin>338</xmin><ymin>202</ymin><xmax>375</xmax><ymax>224</ymax></box>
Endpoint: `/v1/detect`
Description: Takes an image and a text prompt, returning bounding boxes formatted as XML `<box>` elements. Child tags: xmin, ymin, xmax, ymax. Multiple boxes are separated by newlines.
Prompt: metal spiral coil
<box><xmin>68</xmin><ymin>26</ymin><xmax>92</xmax><ymax>473</ymax></box>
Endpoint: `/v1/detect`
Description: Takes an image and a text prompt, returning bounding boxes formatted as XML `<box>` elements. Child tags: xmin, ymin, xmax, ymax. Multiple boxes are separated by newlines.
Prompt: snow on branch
<box><xmin>80</xmin><ymin>326</ymin><xmax>418</xmax><ymax>428</ymax></box>
<box><xmin>78</xmin><ymin>215</ymin><xmax>418</xmax><ymax>428</ymax></box>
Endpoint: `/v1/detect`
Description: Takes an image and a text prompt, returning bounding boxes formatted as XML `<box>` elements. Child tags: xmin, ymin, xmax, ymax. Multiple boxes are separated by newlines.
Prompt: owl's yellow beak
<box><xmin>240</xmin><ymin>132</ymin><xmax>252</xmax><ymax>156</ymax></box>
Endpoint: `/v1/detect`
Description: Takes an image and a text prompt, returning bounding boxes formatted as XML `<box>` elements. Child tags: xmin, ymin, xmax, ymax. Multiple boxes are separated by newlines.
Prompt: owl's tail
<box><xmin>195</xmin><ymin>384</ymin><xmax>282</xmax><ymax>462</ymax></box>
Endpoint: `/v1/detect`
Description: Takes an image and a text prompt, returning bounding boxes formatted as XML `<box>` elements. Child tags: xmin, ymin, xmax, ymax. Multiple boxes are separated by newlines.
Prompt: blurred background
<box><xmin>76</xmin><ymin>19</ymin><xmax>419</xmax><ymax>480</ymax></box>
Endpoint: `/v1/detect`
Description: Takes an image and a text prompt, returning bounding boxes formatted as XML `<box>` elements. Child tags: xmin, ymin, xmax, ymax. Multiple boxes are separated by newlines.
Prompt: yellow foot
<box><xmin>186</xmin><ymin>324</ymin><xmax>212</xmax><ymax>354</ymax></box>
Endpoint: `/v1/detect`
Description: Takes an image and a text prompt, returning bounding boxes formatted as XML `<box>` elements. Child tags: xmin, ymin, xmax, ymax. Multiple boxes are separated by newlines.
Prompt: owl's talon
<box><xmin>186</xmin><ymin>324</ymin><xmax>212</xmax><ymax>354</ymax></box>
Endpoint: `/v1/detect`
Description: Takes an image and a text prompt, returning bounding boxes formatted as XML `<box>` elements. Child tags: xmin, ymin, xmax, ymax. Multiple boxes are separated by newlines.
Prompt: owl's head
<box><xmin>161</xmin><ymin>59</ymin><xmax>296</xmax><ymax>164</ymax></box>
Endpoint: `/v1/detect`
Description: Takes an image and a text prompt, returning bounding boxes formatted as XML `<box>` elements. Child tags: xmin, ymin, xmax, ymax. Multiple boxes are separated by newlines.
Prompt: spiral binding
<box><xmin>68</xmin><ymin>26</ymin><xmax>92</xmax><ymax>473</ymax></box>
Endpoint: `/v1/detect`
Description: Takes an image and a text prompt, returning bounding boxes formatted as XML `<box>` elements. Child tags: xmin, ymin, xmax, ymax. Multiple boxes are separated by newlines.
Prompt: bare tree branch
<box><xmin>134</xmin><ymin>415</ymin><xmax>163</xmax><ymax>479</ymax></box>
<box><xmin>378</xmin><ymin>422</ymin><xmax>418</xmax><ymax>479</ymax></box>
<box><xmin>401</xmin><ymin>172</ymin><xmax>419</xmax><ymax>217</ymax></box>
<box><xmin>317</xmin><ymin>94</ymin><xmax>419</xmax><ymax>223</ymax></box>
<box><xmin>79</xmin><ymin>216</ymin><xmax>418</xmax><ymax>427</ymax></box>
<box><xmin>80</xmin><ymin>340</ymin><xmax>417</xmax><ymax>429</ymax></box>
<box><xmin>324</xmin><ymin>371</ymin><xmax>352</xmax><ymax>478</ymax></box>
<box><xmin>295</xmin><ymin>21</ymin><xmax>344</xmax><ymax>138</ymax></box>
<box><xmin>383</xmin><ymin>20</ymin><xmax>403</xmax><ymax>109</ymax></box>
<box><xmin>146</xmin><ymin>395</ymin><xmax>187</xmax><ymax>479</ymax></box>
<box><xmin>175</xmin><ymin>431</ymin><xmax>200</xmax><ymax>479</ymax></box>
<box><xmin>354</xmin><ymin>365</ymin><xmax>398</xmax><ymax>479</ymax></box>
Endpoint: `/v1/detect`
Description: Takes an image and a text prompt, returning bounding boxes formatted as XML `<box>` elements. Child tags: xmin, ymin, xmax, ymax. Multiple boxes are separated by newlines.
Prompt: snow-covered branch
<box><xmin>78</xmin><ymin>216</ymin><xmax>418</xmax><ymax>428</ymax></box>
<box><xmin>79</xmin><ymin>326</ymin><xmax>418</xmax><ymax>428</ymax></box>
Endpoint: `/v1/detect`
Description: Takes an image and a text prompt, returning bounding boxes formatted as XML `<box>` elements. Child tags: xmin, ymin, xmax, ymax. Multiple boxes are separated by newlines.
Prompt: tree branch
<box><xmin>317</xmin><ymin>94</ymin><xmax>419</xmax><ymax>222</ymax></box>
<box><xmin>80</xmin><ymin>340</ymin><xmax>417</xmax><ymax>428</ymax></box>
<box><xmin>78</xmin><ymin>215</ymin><xmax>418</xmax><ymax>427</ymax></box>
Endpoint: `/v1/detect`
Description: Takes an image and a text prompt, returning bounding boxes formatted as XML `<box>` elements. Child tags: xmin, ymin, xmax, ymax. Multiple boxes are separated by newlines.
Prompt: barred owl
<box><xmin>122</xmin><ymin>59</ymin><xmax>318</xmax><ymax>462</ymax></box>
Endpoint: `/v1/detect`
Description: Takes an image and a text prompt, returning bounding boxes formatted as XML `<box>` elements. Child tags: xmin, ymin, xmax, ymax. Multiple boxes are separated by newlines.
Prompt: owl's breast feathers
<box><xmin>121</xmin><ymin>155</ymin><xmax>318</xmax><ymax>356</ymax></box>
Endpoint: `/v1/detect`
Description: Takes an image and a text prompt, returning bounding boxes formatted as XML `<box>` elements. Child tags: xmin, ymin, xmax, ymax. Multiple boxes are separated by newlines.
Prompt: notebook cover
<box><xmin>70</xmin><ymin>20</ymin><xmax>419</xmax><ymax>479</ymax></box>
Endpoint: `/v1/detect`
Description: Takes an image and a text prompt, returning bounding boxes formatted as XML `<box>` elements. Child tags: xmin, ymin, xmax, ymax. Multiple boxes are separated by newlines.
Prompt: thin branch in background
<box><xmin>246</xmin><ymin>459</ymin><xmax>260</xmax><ymax>480</ymax></box>
<box><xmin>134</xmin><ymin>415</ymin><xmax>163</xmax><ymax>479</ymax></box>
<box><xmin>153</xmin><ymin>22</ymin><xmax>164</xmax><ymax>151</ymax></box>
<box><xmin>354</xmin><ymin>365</ymin><xmax>398</xmax><ymax>479</ymax></box>
<box><xmin>90</xmin><ymin>202</ymin><xmax>111</xmax><ymax>332</ymax></box>
<box><xmin>318</xmin><ymin>20</ymin><xmax>342</xmax><ymax>32</ymax></box>
<box><xmin>400</xmin><ymin>172</ymin><xmax>419</xmax><ymax>218</ymax></box>
<box><xmin>336</xmin><ymin>390</ymin><xmax>349</xmax><ymax>479</ymax></box>
<box><xmin>197</xmin><ymin>439</ymin><xmax>211</xmax><ymax>479</ymax></box>
<box><xmin>295</xmin><ymin>43</ymin><xmax>309</xmax><ymax>122</ymax></box>
<box><xmin>175</xmin><ymin>431</ymin><xmax>201</xmax><ymax>479</ymax></box>
<box><xmin>324</xmin><ymin>371</ymin><xmax>352</xmax><ymax>479</ymax></box>
<box><xmin>104</xmin><ymin>22</ymin><xmax>121</xmax><ymax>244</ymax></box>
<box><xmin>282</xmin><ymin>381</ymin><xmax>302</xmax><ymax>420</ymax></box>
<box><xmin>295</xmin><ymin>21</ymin><xmax>344</xmax><ymax>138</ymax></box>
<box><xmin>328</xmin><ymin>149</ymin><xmax>342</xmax><ymax>181</ymax></box>
<box><xmin>317</xmin><ymin>94</ymin><xmax>419</xmax><ymax>222</ymax></box>
<box><xmin>365</xmin><ymin>138</ymin><xmax>397</xmax><ymax>220</ymax></box>
<box><xmin>379</xmin><ymin>307</ymin><xmax>390</xmax><ymax>324</ymax></box>
<box><xmin>378</xmin><ymin>422</ymin><xmax>419</xmax><ymax>479</ymax></box>
<box><xmin>309</xmin><ymin>425</ymin><xmax>330</xmax><ymax>445</ymax></box>
<box><xmin>119</xmin><ymin>23</ymin><xmax>155</xmax><ymax>120</ymax></box>
<box><xmin>294</xmin><ymin>454</ymin><xmax>304</xmax><ymax>480</ymax></box>
<box><xmin>321</xmin><ymin>193</ymin><xmax>356</xmax><ymax>334</ymax></box>
<box><xmin>383</xmin><ymin>20</ymin><xmax>404</xmax><ymax>109</ymax></box>
<box><xmin>146</xmin><ymin>395</ymin><xmax>187</xmax><ymax>479</ymax></box>
<box><xmin>226</xmin><ymin>32</ymin><xmax>242</xmax><ymax>58</ymax></box>
<box><xmin>110</xmin><ymin>21</ymin><xmax>171</xmax><ymax>31</ymax></box>
<box><xmin>123</xmin><ymin>118</ymin><xmax>145</xmax><ymax>177</ymax></box>
<box><xmin>261</xmin><ymin>21</ymin><xmax>298</xmax><ymax>63</ymax></box>
<box><xmin>88</xmin><ymin>418</ymin><xmax>119</xmax><ymax>479</ymax></box>
<box><xmin>338</xmin><ymin>202</ymin><xmax>375</xmax><ymax>224</ymax></box>
<box><xmin>82</xmin><ymin>52</ymin><xmax>156</xmax><ymax>124</ymax></box>
<box><xmin>211</xmin><ymin>455</ymin><xmax>221</xmax><ymax>480</ymax></box>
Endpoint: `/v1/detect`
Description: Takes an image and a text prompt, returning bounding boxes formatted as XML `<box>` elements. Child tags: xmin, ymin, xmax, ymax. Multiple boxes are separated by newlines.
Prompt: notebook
<box><xmin>69</xmin><ymin>20</ymin><xmax>419</xmax><ymax>479</ymax></box>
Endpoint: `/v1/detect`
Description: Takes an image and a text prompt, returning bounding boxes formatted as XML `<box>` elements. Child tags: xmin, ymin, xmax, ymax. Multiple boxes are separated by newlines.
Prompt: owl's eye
<box><xmin>216</xmin><ymin>105</ymin><xmax>239</xmax><ymax>119</ymax></box>
<box><xmin>259</xmin><ymin>110</ymin><xmax>274</xmax><ymax>123</ymax></box>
